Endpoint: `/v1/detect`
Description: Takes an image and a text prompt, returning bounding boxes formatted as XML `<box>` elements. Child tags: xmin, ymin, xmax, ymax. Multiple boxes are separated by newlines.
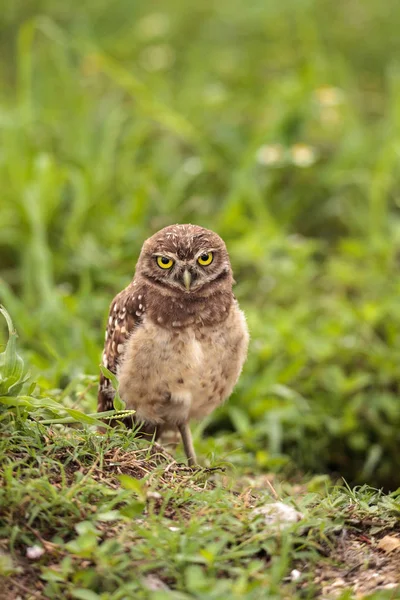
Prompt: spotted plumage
<box><xmin>98</xmin><ymin>287</ymin><xmax>145</xmax><ymax>409</ymax></box>
<box><xmin>98</xmin><ymin>224</ymin><xmax>249</xmax><ymax>465</ymax></box>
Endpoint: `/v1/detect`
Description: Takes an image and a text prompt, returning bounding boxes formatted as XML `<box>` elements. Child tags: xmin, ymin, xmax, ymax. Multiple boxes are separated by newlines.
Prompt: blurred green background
<box><xmin>1</xmin><ymin>0</ymin><xmax>400</xmax><ymax>488</ymax></box>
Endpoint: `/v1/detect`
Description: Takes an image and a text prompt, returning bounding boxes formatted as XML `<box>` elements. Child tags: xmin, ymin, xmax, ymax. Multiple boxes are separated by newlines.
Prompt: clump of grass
<box><xmin>2</xmin><ymin>415</ymin><xmax>400</xmax><ymax>599</ymax></box>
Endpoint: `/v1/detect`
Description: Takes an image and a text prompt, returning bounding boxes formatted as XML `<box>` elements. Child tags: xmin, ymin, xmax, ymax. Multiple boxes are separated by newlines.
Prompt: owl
<box><xmin>98</xmin><ymin>224</ymin><xmax>249</xmax><ymax>465</ymax></box>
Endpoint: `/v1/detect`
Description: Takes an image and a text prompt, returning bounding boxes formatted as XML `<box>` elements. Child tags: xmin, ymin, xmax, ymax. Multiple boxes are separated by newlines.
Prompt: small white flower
<box><xmin>256</xmin><ymin>144</ymin><xmax>284</xmax><ymax>166</ymax></box>
<box><xmin>26</xmin><ymin>545</ymin><xmax>45</xmax><ymax>560</ymax></box>
<box><xmin>314</xmin><ymin>86</ymin><xmax>344</xmax><ymax>107</ymax></box>
<box><xmin>168</xmin><ymin>526</ymin><xmax>180</xmax><ymax>532</ymax></box>
<box><xmin>290</xmin><ymin>144</ymin><xmax>317</xmax><ymax>168</ymax></box>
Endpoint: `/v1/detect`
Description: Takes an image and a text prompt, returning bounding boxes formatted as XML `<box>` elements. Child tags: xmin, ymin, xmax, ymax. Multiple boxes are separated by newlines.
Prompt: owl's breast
<box><xmin>117</xmin><ymin>304</ymin><xmax>249</xmax><ymax>425</ymax></box>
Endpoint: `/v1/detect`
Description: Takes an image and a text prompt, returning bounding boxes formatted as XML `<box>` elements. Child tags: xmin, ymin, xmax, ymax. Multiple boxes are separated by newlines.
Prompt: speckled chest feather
<box><xmin>117</xmin><ymin>301</ymin><xmax>248</xmax><ymax>425</ymax></box>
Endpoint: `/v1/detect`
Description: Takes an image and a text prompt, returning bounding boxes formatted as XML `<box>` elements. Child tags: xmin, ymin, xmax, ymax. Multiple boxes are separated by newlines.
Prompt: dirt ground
<box><xmin>1</xmin><ymin>456</ymin><xmax>399</xmax><ymax>599</ymax></box>
<box><xmin>312</xmin><ymin>529</ymin><xmax>400</xmax><ymax>598</ymax></box>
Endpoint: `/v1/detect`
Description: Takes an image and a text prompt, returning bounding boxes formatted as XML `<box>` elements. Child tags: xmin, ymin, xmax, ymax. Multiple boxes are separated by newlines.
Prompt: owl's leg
<box><xmin>178</xmin><ymin>422</ymin><xmax>197</xmax><ymax>466</ymax></box>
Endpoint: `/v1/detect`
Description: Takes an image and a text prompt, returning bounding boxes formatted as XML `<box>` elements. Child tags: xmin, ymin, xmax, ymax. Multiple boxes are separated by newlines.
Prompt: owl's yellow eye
<box><xmin>198</xmin><ymin>252</ymin><xmax>213</xmax><ymax>266</ymax></box>
<box><xmin>156</xmin><ymin>256</ymin><xmax>174</xmax><ymax>269</ymax></box>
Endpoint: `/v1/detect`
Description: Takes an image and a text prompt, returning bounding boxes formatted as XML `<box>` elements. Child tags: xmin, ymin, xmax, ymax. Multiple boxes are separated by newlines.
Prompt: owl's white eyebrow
<box><xmin>152</xmin><ymin>252</ymin><xmax>176</xmax><ymax>259</ymax></box>
<box><xmin>194</xmin><ymin>248</ymin><xmax>217</xmax><ymax>259</ymax></box>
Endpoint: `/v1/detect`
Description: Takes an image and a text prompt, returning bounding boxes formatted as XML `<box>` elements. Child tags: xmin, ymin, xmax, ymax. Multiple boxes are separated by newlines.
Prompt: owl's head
<box><xmin>137</xmin><ymin>224</ymin><xmax>233</xmax><ymax>296</ymax></box>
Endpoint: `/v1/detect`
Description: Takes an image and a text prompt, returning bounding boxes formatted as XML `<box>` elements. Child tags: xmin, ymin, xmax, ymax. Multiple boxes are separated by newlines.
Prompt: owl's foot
<box><xmin>178</xmin><ymin>422</ymin><xmax>197</xmax><ymax>466</ymax></box>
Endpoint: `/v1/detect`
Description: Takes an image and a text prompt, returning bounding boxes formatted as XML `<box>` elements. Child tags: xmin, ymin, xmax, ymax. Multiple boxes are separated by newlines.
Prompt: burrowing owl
<box><xmin>98</xmin><ymin>224</ymin><xmax>249</xmax><ymax>465</ymax></box>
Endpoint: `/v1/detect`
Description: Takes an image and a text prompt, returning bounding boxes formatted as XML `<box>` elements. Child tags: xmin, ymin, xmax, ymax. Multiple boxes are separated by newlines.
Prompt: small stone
<box><xmin>26</xmin><ymin>545</ymin><xmax>45</xmax><ymax>560</ymax></box>
<box><xmin>290</xmin><ymin>569</ymin><xmax>301</xmax><ymax>581</ymax></box>
<box><xmin>381</xmin><ymin>583</ymin><xmax>398</xmax><ymax>590</ymax></box>
<box><xmin>146</xmin><ymin>491</ymin><xmax>162</xmax><ymax>500</ymax></box>
<box><xmin>377</xmin><ymin>535</ymin><xmax>400</xmax><ymax>553</ymax></box>
<box><xmin>330</xmin><ymin>578</ymin><xmax>346</xmax><ymax>589</ymax></box>
<box><xmin>142</xmin><ymin>574</ymin><xmax>169</xmax><ymax>591</ymax></box>
<box><xmin>252</xmin><ymin>502</ymin><xmax>303</xmax><ymax>530</ymax></box>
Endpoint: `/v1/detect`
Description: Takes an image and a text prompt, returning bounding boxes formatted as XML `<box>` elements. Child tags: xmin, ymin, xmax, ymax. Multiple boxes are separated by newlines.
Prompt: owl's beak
<box><xmin>183</xmin><ymin>269</ymin><xmax>192</xmax><ymax>291</ymax></box>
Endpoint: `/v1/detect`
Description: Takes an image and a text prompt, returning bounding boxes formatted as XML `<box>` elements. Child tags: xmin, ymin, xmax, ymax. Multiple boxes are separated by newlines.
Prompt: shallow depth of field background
<box><xmin>1</xmin><ymin>0</ymin><xmax>400</xmax><ymax>488</ymax></box>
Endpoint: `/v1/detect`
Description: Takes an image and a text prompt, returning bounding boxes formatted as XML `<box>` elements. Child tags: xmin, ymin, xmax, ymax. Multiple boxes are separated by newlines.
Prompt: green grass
<box><xmin>1</xmin><ymin>390</ymin><xmax>400</xmax><ymax>598</ymax></box>
<box><xmin>1</xmin><ymin>0</ymin><xmax>400</xmax><ymax>596</ymax></box>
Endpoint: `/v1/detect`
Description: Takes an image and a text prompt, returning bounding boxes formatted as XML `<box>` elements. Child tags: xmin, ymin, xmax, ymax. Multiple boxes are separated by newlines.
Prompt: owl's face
<box><xmin>137</xmin><ymin>224</ymin><xmax>233</xmax><ymax>295</ymax></box>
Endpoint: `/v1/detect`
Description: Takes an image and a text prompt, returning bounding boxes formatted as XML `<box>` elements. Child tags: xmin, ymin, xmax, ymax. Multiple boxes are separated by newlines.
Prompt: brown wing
<box><xmin>97</xmin><ymin>281</ymin><xmax>145</xmax><ymax>413</ymax></box>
